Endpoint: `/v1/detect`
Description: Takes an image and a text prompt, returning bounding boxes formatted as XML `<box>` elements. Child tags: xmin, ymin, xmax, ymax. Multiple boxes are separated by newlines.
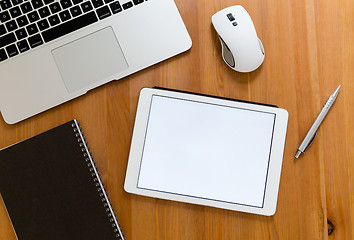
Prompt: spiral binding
<box><xmin>71</xmin><ymin>120</ymin><xmax>125</xmax><ymax>240</ymax></box>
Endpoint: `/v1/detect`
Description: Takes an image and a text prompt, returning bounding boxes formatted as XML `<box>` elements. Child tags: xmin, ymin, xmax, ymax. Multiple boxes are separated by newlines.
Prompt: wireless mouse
<box><xmin>212</xmin><ymin>6</ymin><xmax>265</xmax><ymax>73</ymax></box>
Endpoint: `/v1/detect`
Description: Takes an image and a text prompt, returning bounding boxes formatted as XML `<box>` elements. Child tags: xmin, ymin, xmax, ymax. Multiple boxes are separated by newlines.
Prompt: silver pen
<box><xmin>295</xmin><ymin>85</ymin><xmax>341</xmax><ymax>158</ymax></box>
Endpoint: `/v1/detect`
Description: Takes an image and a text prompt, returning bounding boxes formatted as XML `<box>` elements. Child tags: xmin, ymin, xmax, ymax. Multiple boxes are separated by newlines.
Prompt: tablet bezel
<box><xmin>124</xmin><ymin>88</ymin><xmax>288</xmax><ymax>216</ymax></box>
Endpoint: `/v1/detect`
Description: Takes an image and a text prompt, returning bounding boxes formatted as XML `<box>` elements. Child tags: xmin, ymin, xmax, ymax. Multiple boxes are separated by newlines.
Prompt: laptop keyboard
<box><xmin>0</xmin><ymin>0</ymin><xmax>146</xmax><ymax>62</ymax></box>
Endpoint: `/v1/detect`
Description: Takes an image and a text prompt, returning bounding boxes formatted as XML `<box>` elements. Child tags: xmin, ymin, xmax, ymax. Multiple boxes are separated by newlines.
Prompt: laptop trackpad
<box><xmin>52</xmin><ymin>27</ymin><xmax>129</xmax><ymax>93</ymax></box>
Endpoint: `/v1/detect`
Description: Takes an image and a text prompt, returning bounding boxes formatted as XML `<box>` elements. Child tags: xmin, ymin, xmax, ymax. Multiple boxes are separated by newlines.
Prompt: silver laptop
<box><xmin>0</xmin><ymin>0</ymin><xmax>191</xmax><ymax>124</ymax></box>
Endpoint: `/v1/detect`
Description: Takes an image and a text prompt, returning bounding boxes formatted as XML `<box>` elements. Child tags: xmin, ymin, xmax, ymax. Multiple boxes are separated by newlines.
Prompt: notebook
<box><xmin>0</xmin><ymin>120</ymin><xmax>124</xmax><ymax>240</ymax></box>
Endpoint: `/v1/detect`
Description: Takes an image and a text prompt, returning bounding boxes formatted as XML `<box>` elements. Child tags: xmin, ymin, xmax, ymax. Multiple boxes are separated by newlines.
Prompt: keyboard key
<box><xmin>9</xmin><ymin>6</ymin><xmax>22</xmax><ymax>18</ymax></box>
<box><xmin>42</xmin><ymin>11</ymin><xmax>97</xmax><ymax>42</ymax></box>
<box><xmin>109</xmin><ymin>1</ymin><xmax>121</xmax><ymax>14</ymax></box>
<box><xmin>5</xmin><ymin>20</ymin><xmax>17</xmax><ymax>32</ymax></box>
<box><xmin>27</xmin><ymin>11</ymin><xmax>40</xmax><ymax>22</ymax></box>
<box><xmin>96</xmin><ymin>6</ymin><xmax>110</xmax><ymax>20</ymax></box>
<box><xmin>60</xmin><ymin>0</ymin><xmax>72</xmax><ymax>9</ymax></box>
<box><xmin>70</xmin><ymin>5</ymin><xmax>82</xmax><ymax>17</ymax></box>
<box><xmin>17</xmin><ymin>15</ymin><xmax>29</xmax><ymax>27</ymax></box>
<box><xmin>20</xmin><ymin>2</ymin><xmax>33</xmax><ymax>13</ymax></box>
<box><xmin>104</xmin><ymin>0</ymin><xmax>114</xmax><ymax>4</ymax></box>
<box><xmin>133</xmin><ymin>0</ymin><xmax>143</xmax><ymax>5</ymax></box>
<box><xmin>91</xmin><ymin>0</ymin><xmax>103</xmax><ymax>8</ymax></box>
<box><xmin>6</xmin><ymin>44</ymin><xmax>18</xmax><ymax>57</ymax></box>
<box><xmin>43</xmin><ymin>0</ymin><xmax>54</xmax><ymax>4</ymax></box>
<box><xmin>122</xmin><ymin>1</ymin><xmax>132</xmax><ymax>10</ymax></box>
<box><xmin>15</xmin><ymin>28</ymin><xmax>27</xmax><ymax>39</ymax></box>
<box><xmin>0</xmin><ymin>11</ymin><xmax>11</xmax><ymax>22</ymax></box>
<box><xmin>81</xmin><ymin>1</ymin><xmax>92</xmax><ymax>12</ymax></box>
<box><xmin>32</xmin><ymin>0</ymin><xmax>44</xmax><ymax>9</ymax></box>
<box><xmin>0</xmin><ymin>32</ymin><xmax>16</xmax><ymax>48</ymax></box>
<box><xmin>28</xmin><ymin>33</ymin><xmax>43</xmax><ymax>48</ymax></box>
<box><xmin>38</xmin><ymin>6</ymin><xmax>51</xmax><ymax>18</ymax></box>
<box><xmin>11</xmin><ymin>0</ymin><xmax>23</xmax><ymax>6</ymax></box>
<box><xmin>0</xmin><ymin>49</ymin><xmax>8</xmax><ymax>62</ymax></box>
<box><xmin>49</xmin><ymin>2</ymin><xmax>61</xmax><ymax>13</ymax></box>
<box><xmin>17</xmin><ymin>39</ymin><xmax>30</xmax><ymax>52</ymax></box>
<box><xmin>0</xmin><ymin>25</ymin><xmax>6</xmax><ymax>36</ymax></box>
<box><xmin>26</xmin><ymin>23</ymin><xmax>38</xmax><ymax>35</ymax></box>
<box><xmin>37</xmin><ymin>19</ymin><xmax>49</xmax><ymax>30</ymax></box>
<box><xmin>0</xmin><ymin>0</ymin><xmax>12</xmax><ymax>10</ymax></box>
<box><xmin>59</xmin><ymin>10</ymin><xmax>71</xmax><ymax>21</ymax></box>
<box><xmin>48</xmin><ymin>14</ymin><xmax>60</xmax><ymax>26</ymax></box>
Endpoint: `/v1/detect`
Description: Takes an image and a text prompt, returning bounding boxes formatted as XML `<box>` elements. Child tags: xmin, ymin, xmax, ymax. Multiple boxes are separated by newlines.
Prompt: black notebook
<box><xmin>0</xmin><ymin>120</ymin><xmax>124</xmax><ymax>240</ymax></box>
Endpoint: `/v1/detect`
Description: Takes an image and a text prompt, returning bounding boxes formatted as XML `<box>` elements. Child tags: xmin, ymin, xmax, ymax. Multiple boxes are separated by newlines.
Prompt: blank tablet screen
<box><xmin>137</xmin><ymin>95</ymin><xmax>276</xmax><ymax>208</ymax></box>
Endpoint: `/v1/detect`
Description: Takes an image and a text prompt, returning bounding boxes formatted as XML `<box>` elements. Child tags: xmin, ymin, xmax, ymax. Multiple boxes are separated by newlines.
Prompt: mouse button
<box><xmin>257</xmin><ymin>38</ymin><xmax>265</xmax><ymax>55</ymax></box>
<box><xmin>236</xmin><ymin>19</ymin><xmax>256</xmax><ymax>34</ymax></box>
<box><xmin>234</xmin><ymin>12</ymin><xmax>257</xmax><ymax>32</ymax></box>
<box><xmin>218</xmin><ymin>36</ymin><xmax>235</xmax><ymax>68</ymax></box>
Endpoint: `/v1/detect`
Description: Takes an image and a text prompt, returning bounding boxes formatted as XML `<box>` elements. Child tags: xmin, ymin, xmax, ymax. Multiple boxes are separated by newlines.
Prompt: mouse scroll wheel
<box><xmin>227</xmin><ymin>13</ymin><xmax>235</xmax><ymax>21</ymax></box>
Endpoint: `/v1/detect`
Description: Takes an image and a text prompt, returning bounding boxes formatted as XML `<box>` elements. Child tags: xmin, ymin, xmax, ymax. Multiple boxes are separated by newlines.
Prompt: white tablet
<box><xmin>124</xmin><ymin>88</ymin><xmax>288</xmax><ymax>216</ymax></box>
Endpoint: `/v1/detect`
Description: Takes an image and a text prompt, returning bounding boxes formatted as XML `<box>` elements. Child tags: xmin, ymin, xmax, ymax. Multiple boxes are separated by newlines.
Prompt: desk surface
<box><xmin>1</xmin><ymin>0</ymin><xmax>354</xmax><ymax>239</ymax></box>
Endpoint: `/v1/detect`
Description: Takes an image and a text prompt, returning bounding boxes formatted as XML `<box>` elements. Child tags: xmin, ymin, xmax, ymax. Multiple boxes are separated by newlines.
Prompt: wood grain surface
<box><xmin>1</xmin><ymin>0</ymin><xmax>354</xmax><ymax>239</ymax></box>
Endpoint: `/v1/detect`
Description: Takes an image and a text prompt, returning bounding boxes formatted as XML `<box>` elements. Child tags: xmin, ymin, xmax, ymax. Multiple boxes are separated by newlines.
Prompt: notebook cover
<box><xmin>0</xmin><ymin>120</ymin><xmax>123</xmax><ymax>240</ymax></box>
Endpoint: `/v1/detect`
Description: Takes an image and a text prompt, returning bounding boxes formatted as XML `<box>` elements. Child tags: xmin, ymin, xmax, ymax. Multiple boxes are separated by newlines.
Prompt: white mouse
<box><xmin>212</xmin><ymin>6</ymin><xmax>265</xmax><ymax>73</ymax></box>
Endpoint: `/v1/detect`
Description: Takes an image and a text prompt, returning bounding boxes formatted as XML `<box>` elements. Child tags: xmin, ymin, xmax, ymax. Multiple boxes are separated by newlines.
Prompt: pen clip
<box><xmin>304</xmin><ymin>131</ymin><xmax>317</xmax><ymax>152</ymax></box>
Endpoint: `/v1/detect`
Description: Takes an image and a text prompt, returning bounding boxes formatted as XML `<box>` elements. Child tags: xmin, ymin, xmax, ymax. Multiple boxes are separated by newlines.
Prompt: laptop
<box><xmin>0</xmin><ymin>0</ymin><xmax>192</xmax><ymax>124</ymax></box>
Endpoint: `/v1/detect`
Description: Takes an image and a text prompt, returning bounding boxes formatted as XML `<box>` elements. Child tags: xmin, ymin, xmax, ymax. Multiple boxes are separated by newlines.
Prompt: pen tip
<box><xmin>295</xmin><ymin>150</ymin><xmax>301</xmax><ymax>159</ymax></box>
<box><xmin>332</xmin><ymin>85</ymin><xmax>341</xmax><ymax>98</ymax></box>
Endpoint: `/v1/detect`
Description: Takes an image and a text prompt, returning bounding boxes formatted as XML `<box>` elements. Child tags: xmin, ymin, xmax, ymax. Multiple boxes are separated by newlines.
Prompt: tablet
<box><xmin>124</xmin><ymin>88</ymin><xmax>288</xmax><ymax>215</ymax></box>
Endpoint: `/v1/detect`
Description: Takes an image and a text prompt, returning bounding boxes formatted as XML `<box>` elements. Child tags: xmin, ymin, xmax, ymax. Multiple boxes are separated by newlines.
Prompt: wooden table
<box><xmin>1</xmin><ymin>0</ymin><xmax>354</xmax><ymax>239</ymax></box>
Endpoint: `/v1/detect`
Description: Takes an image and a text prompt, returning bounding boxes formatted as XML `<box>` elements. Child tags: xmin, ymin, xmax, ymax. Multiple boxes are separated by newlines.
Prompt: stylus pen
<box><xmin>295</xmin><ymin>85</ymin><xmax>341</xmax><ymax>158</ymax></box>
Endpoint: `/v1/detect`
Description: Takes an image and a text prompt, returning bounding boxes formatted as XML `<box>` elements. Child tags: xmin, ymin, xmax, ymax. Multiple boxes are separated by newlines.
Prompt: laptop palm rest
<box><xmin>52</xmin><ymin>27</ymin><xmax>129</xmax><ymax>93</ymax></box>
